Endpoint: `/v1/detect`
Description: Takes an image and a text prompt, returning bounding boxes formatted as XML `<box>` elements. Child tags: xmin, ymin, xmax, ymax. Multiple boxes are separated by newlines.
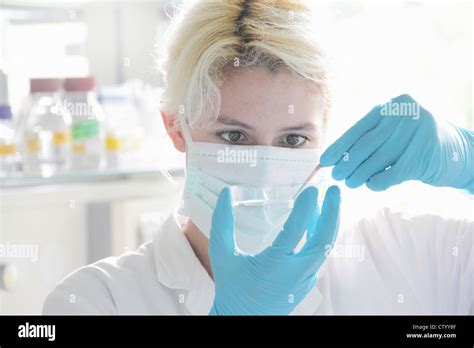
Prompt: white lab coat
<box><xmin>43</xmin><ymin>208</ymin><xmax>474</xmax><ymax>315</ymax></box>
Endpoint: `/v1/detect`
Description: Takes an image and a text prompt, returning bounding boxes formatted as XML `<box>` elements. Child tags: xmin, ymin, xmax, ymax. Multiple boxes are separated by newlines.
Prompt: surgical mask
<box><xmin>178</xmin><ymin>116</ymin><xmax>323</xmax><ymax>255</ymax></box>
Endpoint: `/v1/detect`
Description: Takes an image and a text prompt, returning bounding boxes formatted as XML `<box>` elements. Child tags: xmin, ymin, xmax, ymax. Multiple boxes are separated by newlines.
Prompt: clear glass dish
<box><xmin>227</xmin><ymin>177</ymin><xmax>328</xmax><ymax>255</ymax></box>
<box><xmin>229</xmin><ymin>184</ymin><xmax>297</xmax><ymax>208</ymax></box>
<box><xmin>229</xmin><ymin>169</ymin><xmax>328</xmax><ymax>208</ymax></box>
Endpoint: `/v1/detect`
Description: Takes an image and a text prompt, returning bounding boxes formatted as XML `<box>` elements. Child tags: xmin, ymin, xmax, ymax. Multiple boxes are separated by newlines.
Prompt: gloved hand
<box><xmin>208</xmin><ymin>185</ymin><xmax>341</xmax><ymax>315</ymax></box>
<box><xmin>320</xmin><ymin>94</ymin><xmax>474</xmax><ymax>193</ymax></box>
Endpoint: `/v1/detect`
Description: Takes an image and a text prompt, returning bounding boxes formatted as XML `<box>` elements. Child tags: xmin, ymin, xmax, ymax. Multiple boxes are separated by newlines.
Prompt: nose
<box><xmin>249</xmin><ymin>134</ymin><xmax>275</xmax><ymax>147</ymax></box>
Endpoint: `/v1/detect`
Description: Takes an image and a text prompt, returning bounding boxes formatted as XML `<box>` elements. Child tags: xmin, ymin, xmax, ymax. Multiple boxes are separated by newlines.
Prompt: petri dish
<box><xmin>229</xmin><ymin>184</ymin><xmax>297</xmax><ymax>208</ymax></box>
<box><xmin>229</xmin><ymin>166</ymin><xmax>328</xmax><ymax>208</ymax></box>
<box><xmin>227</xmin><ymin>168</ymin><xmax>329</xmax><ymax>255</ymax></box>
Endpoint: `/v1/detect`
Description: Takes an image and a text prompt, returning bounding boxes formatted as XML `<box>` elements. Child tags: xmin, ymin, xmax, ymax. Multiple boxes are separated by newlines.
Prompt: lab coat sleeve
<box><xmin>315</xmin><ymin>208</ymin><xmax>474</xmax><ymax>314</ymax></box>
<box><xmin>42</xmin><ymin>263</ymin><xmax>118</xmax><ymax>315</ymax></box>
<box><xmin>42</xmin><ymin>241</ymin><xmax>164</xmax><ymax>315</ymax></box>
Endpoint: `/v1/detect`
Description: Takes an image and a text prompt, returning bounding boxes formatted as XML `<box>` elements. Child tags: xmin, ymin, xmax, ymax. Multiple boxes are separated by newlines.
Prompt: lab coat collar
<box><xmin>154</xmin><ymin>213</ymin><xmax>215</xmax><ymax>314</ymax></box>
<box><xmin>154</xmin><ymin>213</ymin><xmax>323</xmax><ymax>315</ymax></box>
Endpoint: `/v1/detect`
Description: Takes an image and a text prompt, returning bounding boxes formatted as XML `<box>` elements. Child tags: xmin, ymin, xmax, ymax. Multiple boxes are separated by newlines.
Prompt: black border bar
<box><xmin>0</xmin><ymin>315</ymin><xmax>472</xmax><ymax>346</ymax></box>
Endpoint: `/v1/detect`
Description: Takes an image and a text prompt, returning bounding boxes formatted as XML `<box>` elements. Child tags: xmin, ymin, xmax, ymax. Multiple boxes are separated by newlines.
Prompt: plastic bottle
<box><xmin>64</xmin><ymin>77</ymin><xmax>105</xmax><ymax>171</ymax></box>
<box><xmin>23</xmin><ymin>78</ymin><xmax>71</xmax><ymax>176</ymax></box>
<box><xmin>0</xmin><ymin>105</ymin><xmax>16</xmax><ymax>177</ymax></box>
<box><xmin>98</xmin><ymin>85</ymin><xmax>138</xmax><ymax>169</ymax></box>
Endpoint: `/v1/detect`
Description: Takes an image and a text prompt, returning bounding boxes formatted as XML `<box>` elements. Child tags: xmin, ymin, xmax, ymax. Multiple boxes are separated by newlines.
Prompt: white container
<box><xmin>99</xmin><ymin>85</ymin><xmax>140</xmax><ymax>170</ymax></box>
<box><xmin>23</xmin><ymin>78</ymin><xmax>71</xmax><ymax>176</ymax></box>
<box><xmin>64</xmin><ymin>77</ymin><xmax>105</xmax><ymax>171</ymax></box>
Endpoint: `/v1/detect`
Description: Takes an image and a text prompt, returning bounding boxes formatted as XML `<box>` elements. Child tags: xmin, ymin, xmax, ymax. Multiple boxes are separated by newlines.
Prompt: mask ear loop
<box><xmin>177</xmin><ymin>113</ymin><xmax>194</xmax><ymax>149</ymax></box>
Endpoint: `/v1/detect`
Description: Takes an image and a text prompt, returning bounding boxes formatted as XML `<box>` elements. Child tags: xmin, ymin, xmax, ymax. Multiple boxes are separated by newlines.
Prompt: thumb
<box><xmin>303</xmin><ymin>185</ymin><xmax>341</xmax><ymax>257</ymax></box>
<box><xmin>209</xmin><ymin>187</ymin><xmax>236</xmax><ymax>256</ymax></box>
<box><xmin>270</xmin><ymin>186</ymin><xmax>318</xmax><ymax>253</ymax></box>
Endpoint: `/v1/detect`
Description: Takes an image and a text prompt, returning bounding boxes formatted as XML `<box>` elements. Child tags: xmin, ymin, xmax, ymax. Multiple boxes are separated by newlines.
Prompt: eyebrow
<box><xmin>279</xmin><ymin>122</ymin><xmax>318</xmax><ymax>132</ymax></box>
<box><xmin>216</xmin><ymin>116</ymin><xmax>256</xmax><ymax>131</ymax></box>
<box><xmin>217</xmin><ymin>115</ymin><xmax>317</xmax><ymax>132</ymax></box>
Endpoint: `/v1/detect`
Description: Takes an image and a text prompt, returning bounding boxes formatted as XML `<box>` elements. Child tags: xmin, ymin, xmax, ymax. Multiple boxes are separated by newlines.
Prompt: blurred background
<box><xmin>0</xmin><ymin>0</ymin><xmax>472</xmax><ymax>314</ymax></box>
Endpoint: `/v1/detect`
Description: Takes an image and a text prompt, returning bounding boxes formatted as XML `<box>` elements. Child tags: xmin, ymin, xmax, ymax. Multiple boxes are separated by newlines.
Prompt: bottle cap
<box><xmin>64</xmin><ymin>77</ymin><xmax>96</xmax><ymax>92</ymax></box>
<box><xmin>0</xmin><ymin>105</ymin><xmax>12</xmax><ymax>120</ymax></box>
<box><xmin>30</xmin><ymin>78</ymin><xmax>63</xmax><ymax>93</ymax></box>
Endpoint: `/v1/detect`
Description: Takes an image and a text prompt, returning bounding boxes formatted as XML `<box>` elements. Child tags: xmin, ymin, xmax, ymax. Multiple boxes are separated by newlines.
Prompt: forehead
<box><xmin>219</xmin><ymin>67</ymin><xmax>321</xmax><ymax>126</ymax></box>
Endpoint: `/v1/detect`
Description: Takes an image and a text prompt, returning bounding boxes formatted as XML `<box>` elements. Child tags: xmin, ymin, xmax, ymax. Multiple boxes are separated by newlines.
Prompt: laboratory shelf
<box><xmin>0</xmin><ymin>166</ymin><xmax>184</xmax><ymax>188</ymax></box>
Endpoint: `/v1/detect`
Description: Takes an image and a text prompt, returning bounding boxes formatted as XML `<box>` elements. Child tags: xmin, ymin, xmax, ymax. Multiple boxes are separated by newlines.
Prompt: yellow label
<box><xmin>105</xmin><ymin>135</ymin><xmax>122</xmax><ymax>151</ymax></box>
<box><xmin>0</xmin><ymin>143</ymin><xmax>15</xmax><ymax>156</ymax></box>
<box><xmin>53</xmin><ymin>131</ymin><xmax>70</xmax><ymax>145</ymax></box>
<box><xmin>131</xmin><ymin>138</ymin><xmax>142</xmax><ymax>151</ymax></box>
<box><xmin>26</xmin><ymin>137</ymin><xmax>39</xmax><ymax>153</ymax></box>
<box><xmin>72</xmin><ymin>143</ymin><xmax>86</xmax><ymax>153</ymax></box>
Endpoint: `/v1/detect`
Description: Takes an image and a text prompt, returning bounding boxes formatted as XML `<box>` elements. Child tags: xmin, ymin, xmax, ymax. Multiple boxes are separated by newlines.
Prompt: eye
<box><xmin>279</xmin><ymin>134</ymin><xmax>308</xmax><ymax>148</ymax></box>
<box><xmin>218</xmin><ymin>130</ymin><xmax>247</xmax><ymax>144</ymax></box>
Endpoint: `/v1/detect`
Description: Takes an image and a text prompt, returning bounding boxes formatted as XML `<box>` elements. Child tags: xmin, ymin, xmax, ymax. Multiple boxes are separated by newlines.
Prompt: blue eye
<box><xmin>218</xmin><ymin>130</ymin><xmax>247</xmax><ymax>144</ymax></box>
<box><xmin>280</xmin><ymin>134</ymin><xmax>308</xmax><ymax>147</ymax></box>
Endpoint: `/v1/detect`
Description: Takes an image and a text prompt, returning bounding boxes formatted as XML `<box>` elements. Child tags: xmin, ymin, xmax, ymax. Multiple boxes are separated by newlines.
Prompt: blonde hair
<box><xmin>158</xmin><ymin>0</ymin><xmax>330</xmax><ymax>129</ymax></box>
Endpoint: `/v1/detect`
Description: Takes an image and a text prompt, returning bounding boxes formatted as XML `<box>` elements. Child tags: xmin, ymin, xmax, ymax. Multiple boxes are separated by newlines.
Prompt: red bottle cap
<box><xmin>64</xmin><ymin>77</ymin><xmax>96</xmax><ymax>92</ymax></box>
<box><xmin>30</xmin><ymin>78</ymin><xmax>63</xmax><ymax>93</ymax></box>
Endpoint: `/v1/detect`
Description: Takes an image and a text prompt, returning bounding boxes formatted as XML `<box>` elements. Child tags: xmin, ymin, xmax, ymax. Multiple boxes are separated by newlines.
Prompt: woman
<box><xmin>43</xmin><ymin>0</ymin><xmax>473</xmax><ymax>315</ymax></box>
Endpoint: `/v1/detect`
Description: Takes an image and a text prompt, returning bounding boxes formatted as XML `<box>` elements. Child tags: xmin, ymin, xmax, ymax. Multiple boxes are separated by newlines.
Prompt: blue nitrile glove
<box><xmin>208</xmin><ymin>185</ymin><xmax>341</xmax><ymax>315</ymax></box>
<box><xmin>320</xmin><ymin>94</ymin><xmax>474</xmax><ymax>193</ymax></box>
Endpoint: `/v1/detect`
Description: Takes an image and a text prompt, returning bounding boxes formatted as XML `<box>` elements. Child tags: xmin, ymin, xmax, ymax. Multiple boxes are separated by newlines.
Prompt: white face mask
<box><xmin>178</xmin><ymin>116</ymin><xmax>323</xmax><ymax>255</ymax></box>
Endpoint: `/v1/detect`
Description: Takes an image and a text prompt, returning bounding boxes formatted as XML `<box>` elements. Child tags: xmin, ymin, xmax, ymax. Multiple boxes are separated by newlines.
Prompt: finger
<box><xmin>306</xmin><ymin>200</ymin><xmax>320</xmax><ymax>240</ymax></box>
<box><xmin>345</xmin><ymin>117</ymin><xmax>417</xmax><ymax>188</ymax></box>
<box><xmin>303</xmin><ymin>185</ymin><xmax>341</xmax><ymax>258</ymax></box>
<box><xmin>366</xmin><ymin>124</ymin><xmax>427</xmax><ymax>191</ymax></box>
<box><xmin>331</xmin><ymin>118</ymin><xmax>400</xmax><ymax>181</ymax></box>
<box><xmin>320</xmin><ymin>107</ymin><xmax>382</xmax><ymax>167</ymax></box>
<box><xmin>365</xmin><ymin>164</ymin><xmax>406</xmax><ymax>191</ymax></box>
<box><xmin>270</xmin><ymin>187</ymin><xmax>318</xmax><ymax>253</ymax></box>
<box><xmin>209</xmin><ymin>187</ymin><xmax>236</xmax><ymax>255</ymax></box>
